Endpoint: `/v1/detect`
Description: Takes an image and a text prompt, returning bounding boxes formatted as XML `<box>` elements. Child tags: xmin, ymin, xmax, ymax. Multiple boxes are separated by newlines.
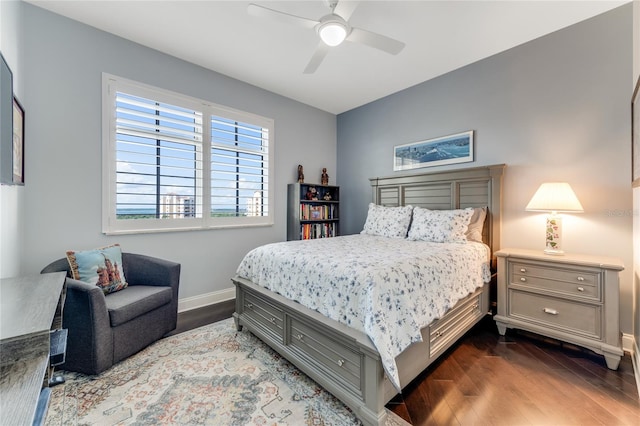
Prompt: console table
<box><xmin>0</xmin><ymin>272</ymin><xmax>66</xmax><ymax>425</ymax></box>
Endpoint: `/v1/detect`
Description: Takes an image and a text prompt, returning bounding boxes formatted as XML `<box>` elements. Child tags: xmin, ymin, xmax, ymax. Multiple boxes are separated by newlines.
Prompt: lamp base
<box><xmin>544</xmin><ymin>213</ymin><xmax>563</xmax><ymax>255</ymax></box>
<box><xmin>544</xmin><ymin>248</ymin><xmax>565</xmax><ymax>256</ymax></box>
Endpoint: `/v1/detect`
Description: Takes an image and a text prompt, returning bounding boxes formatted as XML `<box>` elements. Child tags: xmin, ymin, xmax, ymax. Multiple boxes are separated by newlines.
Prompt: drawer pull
<box><xmin>268</xmin><ymin>317</ymin><xmax>276</xmax><ymax>324</ymax></box>
<box><xmin>472</xmin><ymin>304</ymin><xmax>479</xmax><ymax>310</ymax></box>
<box><xmin>246</xmin><ymin>303</ymin><xmax>253</xmax><ymax>310</ymax></box>
<box><xmin>434</xmin><ymin>331</ymin><xmax>444</xmax><ymax>339</ymax></box>
<box><xmin>520</xmin><ymin>277</ymin><xmax>527</xmax><ymax>282</ymax></box>
<box><xmin>543</xmin><ymin>308</ymin><xmax>559</xmax><ymax>315</ymax></box>
<box><xmin>295</xmin><ymin>334</ymin><xmax>304</xmax><ymax>341</ymax></box>
<box><xmin>577</xmin><ymin>287</ymin><xmax>585</xmax><ymax>292</ymax></box>
<box><xmin>520</xmin><ymin>268</ymin><xmax>527</xmax><ymax>273</ymax></box>
<box><xmin>337</xmin><ymin>359</ymin><xmax>345</xmax><ymax>367</ymax></box>
<box><xmin>577</xmin><ymin>276</ymin><xmax>585</xmax><ymax>282</ymax></box>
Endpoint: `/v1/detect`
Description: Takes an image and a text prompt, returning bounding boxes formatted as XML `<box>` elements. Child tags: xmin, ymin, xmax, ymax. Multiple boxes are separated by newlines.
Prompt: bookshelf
<box><xmin>287</xmin><ymin>183</ymin><xmax>339</xmax><ymax>240</ymax></box>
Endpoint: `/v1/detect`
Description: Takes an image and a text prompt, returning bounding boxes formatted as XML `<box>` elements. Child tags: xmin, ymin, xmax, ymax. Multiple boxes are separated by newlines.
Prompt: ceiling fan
<box><xmin>248</xmin><ymin>0</ymin><xmax>405</xmax><ymax>74</ymax></box>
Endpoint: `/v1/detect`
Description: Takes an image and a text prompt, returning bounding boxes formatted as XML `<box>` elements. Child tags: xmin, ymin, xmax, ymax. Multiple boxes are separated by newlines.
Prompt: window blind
<box><xmin>210</xmin><ymin>116</ymin><xmax>269</xmax><ymax>218</ymax></box>
<box><xmin>115</xmin><ymin>92</ymin><xmax>203</xmax><ymax>220</ymax></box>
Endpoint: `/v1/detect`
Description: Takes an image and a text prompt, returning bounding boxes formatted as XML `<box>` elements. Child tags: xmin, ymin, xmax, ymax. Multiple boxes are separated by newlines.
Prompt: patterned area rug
<box><xmin>46</xmin><ymin>318</ymin><xmax>410</xmax><ymax>425</ymax></box>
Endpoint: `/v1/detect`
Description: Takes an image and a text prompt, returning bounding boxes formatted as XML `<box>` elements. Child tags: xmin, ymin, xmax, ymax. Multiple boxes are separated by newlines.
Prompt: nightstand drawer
<box><xmin>510</xmin><ymin>262</ymin><xmax>600</xmax><ymax>301</ymax></box>
<box><xmin>509</xmin><ymin>290</ymin><xmax>601</xmax><ymax>339</ymax></box>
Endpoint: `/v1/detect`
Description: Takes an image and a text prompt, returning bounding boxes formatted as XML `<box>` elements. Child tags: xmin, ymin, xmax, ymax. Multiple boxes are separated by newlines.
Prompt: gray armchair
<box><xmin>41</xmin><ymin>253</ymin><xmax>180</xmax><ymax>375</ymax></box>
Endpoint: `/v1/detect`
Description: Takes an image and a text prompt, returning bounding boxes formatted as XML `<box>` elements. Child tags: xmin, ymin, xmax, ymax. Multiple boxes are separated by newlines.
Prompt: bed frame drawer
<box><xmin>287</xmin><ymin>316</ymin><xmax>363</xmax><ymax>393</ymax></box>
<box><xmin>242</xmin><ymin>291</ymin><xmax>284</xmax><ymax>342</ymax></box>
<box><xmin>508</xmin><ymin>290</ymin><xmax>602</xmax><ymax>339</ymax></box>
<box><xmin>429</xmin><ymin>292</ymin><xmax>483</xmax><ymax>357</ymax></box>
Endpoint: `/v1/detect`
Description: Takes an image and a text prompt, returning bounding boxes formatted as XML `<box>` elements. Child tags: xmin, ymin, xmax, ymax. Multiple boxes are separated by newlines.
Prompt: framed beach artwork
<box><xmin>633</xmin><ymin>76</ymin><xmax>640</xmax><ymax>186</ymax></box>
<box><xmin>393</xmin><ymin>130</ymin><xmax>474</xmax><ymax>172</ymax></box>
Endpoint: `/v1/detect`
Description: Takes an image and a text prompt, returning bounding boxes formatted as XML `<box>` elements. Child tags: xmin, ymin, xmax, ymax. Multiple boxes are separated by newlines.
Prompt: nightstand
<box><xmin>494</xmin><ymin>248</ymin><xmax>624</xmax><ymax>369</ymax></box>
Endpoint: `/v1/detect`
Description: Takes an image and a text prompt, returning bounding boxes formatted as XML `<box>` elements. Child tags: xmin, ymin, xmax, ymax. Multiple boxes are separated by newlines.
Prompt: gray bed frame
<box><xmin>232</xmin><ymin>164</ymin><xmax>505</xmax><ymax>426</ymax></box>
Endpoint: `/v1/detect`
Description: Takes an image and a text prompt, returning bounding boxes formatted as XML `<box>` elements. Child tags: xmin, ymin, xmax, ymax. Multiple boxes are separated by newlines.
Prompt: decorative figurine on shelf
<box><xmin>297</xmin><ymin>165</ymin><xmax>304</xmax><ymax>183</ymax></box>
<box><xmin>321</xmin><ymin>168</ymin><xmax>329</xmax><ymax>186</ymax></box>
<box><xmin>305</xmin><ymin>186</ymin><xmax>318</xmax><ymax>200</ymax></box>
<box><xmin>323</xmin><ymin>190</ymin><xmax>332</xmax><ymax>201</ymax></box>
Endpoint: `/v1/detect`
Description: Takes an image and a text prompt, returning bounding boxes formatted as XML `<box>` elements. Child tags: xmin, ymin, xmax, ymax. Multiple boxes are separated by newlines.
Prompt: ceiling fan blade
<box><xmin>248</xmin><ymin>3</ymin><xmax>318</xmax><ymax>29</ymax></box>
<box><xmin>333</xmin><ymin>0</ymin><xmax>360</xmax><ymax>21</ymax></box>
<box><xmin>303</xmin><ymin>43</ymin><xmax>330</xmax><ymax>74</ymax></box>
<box><xmin>347</xmin><ymin>27</ymin><xmax>405</xmax><ymax>55</ymax></box>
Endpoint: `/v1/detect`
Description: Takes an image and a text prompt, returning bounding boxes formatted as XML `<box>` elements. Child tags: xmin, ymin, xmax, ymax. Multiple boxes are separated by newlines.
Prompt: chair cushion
<box><xmin>105</xmin><ymin>285</ymin><xmax>173</xmax><ymax>327</ymax></box>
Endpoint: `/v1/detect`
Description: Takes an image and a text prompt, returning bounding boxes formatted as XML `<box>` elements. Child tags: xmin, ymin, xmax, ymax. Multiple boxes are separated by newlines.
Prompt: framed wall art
<box><xmin>12</xmin><ymin>96</ymin><xmax>24</xmax><ymax>185</ymax></box>
<box><xmin>393</xmin><ymin>130</ymin><xmax>474</xmax><ymax>172</ymax></box>
<box><xmin>0</xmin><ymin>52</ymin><xmax>12</xmax><ymax>185</ymax></box>
<box><xmin>633</xmin><ymin>76</ymin><xmax>640</xmax><ymax>186</ymax></box>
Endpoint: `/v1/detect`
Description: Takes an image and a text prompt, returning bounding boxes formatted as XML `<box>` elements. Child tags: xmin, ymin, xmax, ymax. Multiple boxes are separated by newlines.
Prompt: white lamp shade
<box><xmin>525</xmin><ymin>182</ymin><xmax>584</xmax><ymax>213</ymax></box>
<box><xmin>319</xmin><ymin>22</ymin><xmax>347</xmax><ymax>46</ymax></box>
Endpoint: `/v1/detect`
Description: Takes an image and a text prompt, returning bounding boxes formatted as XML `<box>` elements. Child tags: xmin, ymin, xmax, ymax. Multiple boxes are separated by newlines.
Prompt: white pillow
<box><xmin>361</xmin><ymin>203</ymin><xmax>413</xmax><ymax>239</ymax></box>
<box><xmin>407</xmin><ymin>207</ymin><xmax>474</xmax><ymax>243</ymax></box>
<box><xmin>465</xmin><ymin>206</ymin><xmax>487</xmax><ymax>243</ymax></box>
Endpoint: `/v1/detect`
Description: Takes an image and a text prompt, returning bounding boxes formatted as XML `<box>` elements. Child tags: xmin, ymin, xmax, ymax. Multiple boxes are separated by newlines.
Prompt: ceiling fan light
<box><xmin>319</xmin><ymin>22</ymin><xmax>347</xmax><ymax>46</ymax></box>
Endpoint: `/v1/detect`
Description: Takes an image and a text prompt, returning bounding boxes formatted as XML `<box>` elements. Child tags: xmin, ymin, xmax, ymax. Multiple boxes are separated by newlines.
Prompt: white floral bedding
<box><xmin>235</xmin><ymin>234</ymin><xmax>491</xmax><ymax>392</ymax></box>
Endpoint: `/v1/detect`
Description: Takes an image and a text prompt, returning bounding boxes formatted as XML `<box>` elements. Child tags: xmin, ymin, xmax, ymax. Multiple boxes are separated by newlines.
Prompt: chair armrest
<box><xmin>65</xmin><ymin>278</ymin><xmax>107</xmax><ymax>303</ymax></box>
<box><xmin>122</xmin><ymin>253</ymin><xmax>181</xmax><ymax>292</ymax></box>
<box><xmin>63</xmin><ymin>278</ymin><xmax>114</xmax><ymax>374</ymax></box>
<box><xmin>41</xmin><ymin>258</ymin><xmax>72</xmax><ymax>276</ymax></box>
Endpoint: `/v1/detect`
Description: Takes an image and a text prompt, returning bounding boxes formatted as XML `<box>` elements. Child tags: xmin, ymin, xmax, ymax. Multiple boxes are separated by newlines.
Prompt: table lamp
<box><xmin>525</xmin><ymin>182</ymin><xmax>584</xmax><ymax>255</ymax></box>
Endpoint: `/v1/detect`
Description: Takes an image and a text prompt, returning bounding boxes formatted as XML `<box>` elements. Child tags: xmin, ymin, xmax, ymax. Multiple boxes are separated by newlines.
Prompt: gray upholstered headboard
<box><xmin>369</xmin><ymin>164</ymin><xmax>505</xmax><ymax>259</ymax></box>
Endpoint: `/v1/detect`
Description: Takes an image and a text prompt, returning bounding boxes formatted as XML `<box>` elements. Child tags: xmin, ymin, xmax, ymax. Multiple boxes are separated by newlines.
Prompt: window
<box><xmin>102</xmin><ymin>74</ymin><xmax>274</xmax><ymax>234</ymax></box>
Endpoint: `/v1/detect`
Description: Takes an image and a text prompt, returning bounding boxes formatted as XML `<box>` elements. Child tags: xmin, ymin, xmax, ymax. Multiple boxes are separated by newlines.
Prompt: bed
<box><xmin>232</xmin><ymin>164</ymin><xmax>505</xmax><ymax>426</ymax></box>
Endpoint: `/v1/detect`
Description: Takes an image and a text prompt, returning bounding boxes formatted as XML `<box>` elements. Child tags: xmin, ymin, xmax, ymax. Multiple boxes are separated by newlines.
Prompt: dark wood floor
<box><xmin>174</xmin><ymin>301</ymin><xmax>640</xmax><ymax>425</ymax></box>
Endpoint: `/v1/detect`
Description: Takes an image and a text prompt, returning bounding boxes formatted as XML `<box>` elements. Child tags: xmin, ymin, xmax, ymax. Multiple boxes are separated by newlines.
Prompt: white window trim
<box><xmin>102</xmin><ymin>73</ymin><xmax>274</xmax><ymax>235</ymax></box>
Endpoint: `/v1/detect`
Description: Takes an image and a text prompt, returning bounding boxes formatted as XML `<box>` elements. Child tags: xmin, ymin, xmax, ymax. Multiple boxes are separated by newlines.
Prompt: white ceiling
<box><xmin>27</xmin><ymin>0</ymin><xmax>628</xmax><ymax>114</ymax></box>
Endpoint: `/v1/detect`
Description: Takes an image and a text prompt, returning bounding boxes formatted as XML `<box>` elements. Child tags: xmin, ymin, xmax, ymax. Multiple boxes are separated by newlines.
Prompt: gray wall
<box><xmin>337</xmin><ymin>5</ymin><xmax>634</xmax><ymax>333</ymax></box>
<box><xmin>19</xmin><ymin>3</ymin><xmax>336</xmax><ymax>305</ymax></box>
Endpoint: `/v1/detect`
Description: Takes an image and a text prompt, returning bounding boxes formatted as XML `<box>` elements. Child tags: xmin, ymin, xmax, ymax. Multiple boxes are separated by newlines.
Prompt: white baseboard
<box><xmin>623</xmin><ymin>332</ymin><xmax>635</xmax><ymax>353</ymax></box>
<box><xmin>177</xmin><ymin>287</ymin><xmax>235</xmax><ymax>313</ymax></box>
